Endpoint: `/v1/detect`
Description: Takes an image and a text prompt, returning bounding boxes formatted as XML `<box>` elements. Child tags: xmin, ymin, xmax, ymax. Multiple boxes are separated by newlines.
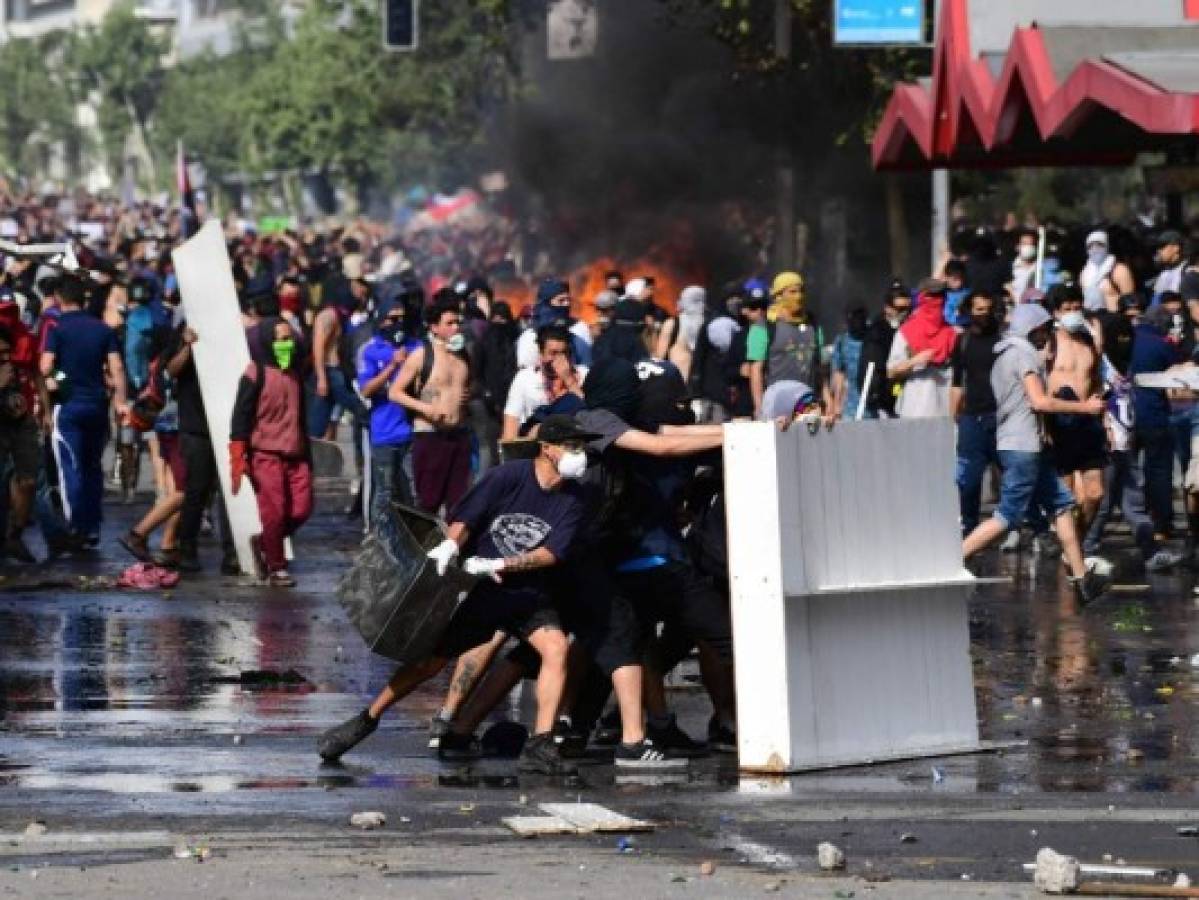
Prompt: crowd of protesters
<box><xmin>4</xmin><ymin>185</ymin><xmax>1199</xmax><ymax>774</ymax></box>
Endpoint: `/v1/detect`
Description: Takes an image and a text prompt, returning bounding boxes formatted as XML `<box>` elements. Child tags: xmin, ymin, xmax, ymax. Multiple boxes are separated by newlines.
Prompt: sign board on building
<box><xmin>833</xmin><ymin>0</ymin><xmax>925</xmax><ymax>45</ymax></box>
<box><xmin>547</xmin><ymin>0</ymin><xmax>598</xmax><ymax>60</ymax></box>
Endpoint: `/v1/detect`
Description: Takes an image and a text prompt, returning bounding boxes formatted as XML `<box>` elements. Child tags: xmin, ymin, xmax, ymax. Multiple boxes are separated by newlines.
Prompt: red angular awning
<box><xmin>872</xmin><ymin>0</ymin><xmax>1199</xmax><ymax>169</ymax></box>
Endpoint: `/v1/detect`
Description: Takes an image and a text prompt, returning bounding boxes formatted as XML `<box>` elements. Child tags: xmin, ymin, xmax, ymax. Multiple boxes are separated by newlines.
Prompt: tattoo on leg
<box><xmin>453</xmin><ymin>661</ymin><xmax>478</xmax><ymax>697</ymax></box>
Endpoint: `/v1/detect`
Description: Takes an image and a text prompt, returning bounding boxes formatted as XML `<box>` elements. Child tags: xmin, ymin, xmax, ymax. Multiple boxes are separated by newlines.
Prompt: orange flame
<box><xmin>493</xmin><ymin>254</ymin><xmax>705</xmax><ymax>325</ymax></box>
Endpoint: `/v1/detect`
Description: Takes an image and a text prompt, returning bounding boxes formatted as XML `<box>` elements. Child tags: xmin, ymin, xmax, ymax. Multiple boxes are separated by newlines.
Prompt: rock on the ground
<box><xmin>349</xmin><ymin>811</ymin><xmax>387</xmax><ymax>830</ymax></box>
<box><xmin>1033</xmin><ymin>847</ymin><xmax>1080</xmax><ymax>894</ymax></box>
<box><xmin>817</xmin><ymin>842</ymin><xmax>846</xmax><ymax>870</ymax></box>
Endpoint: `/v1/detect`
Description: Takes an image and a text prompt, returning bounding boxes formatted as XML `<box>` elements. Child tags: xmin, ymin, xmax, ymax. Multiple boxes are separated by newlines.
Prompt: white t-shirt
<box><xmin>516</xmin><ymin>322</ymin><xmax>594</xmax><ymax>370</ymax></box>
<box><xmin>887</xmin><ymin>331</ymin><xmax>952</xmax><ymax>419</ymax></box>
<box><xmin>503</xmin><ymin>365</ymin><xmax>589</xmax><ymax>427</ymax></box>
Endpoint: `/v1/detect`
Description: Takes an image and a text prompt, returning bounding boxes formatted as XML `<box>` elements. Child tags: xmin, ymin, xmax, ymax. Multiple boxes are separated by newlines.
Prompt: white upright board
<box><xmin>723</xmin><ymin>418</ymin><xmax>981</xmax><ymax>772</ymax></box>
<box><xmin>171</xmin><ymin>220</ymin><xmax>263</xmax><ymax>575</ymax></box>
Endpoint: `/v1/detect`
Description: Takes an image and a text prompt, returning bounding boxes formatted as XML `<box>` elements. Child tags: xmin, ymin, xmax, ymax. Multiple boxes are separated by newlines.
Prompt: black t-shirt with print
<box><xmin>449</xmin><ymin>459</ymin><xmax>584</xmax><ymax>596</ymax></box>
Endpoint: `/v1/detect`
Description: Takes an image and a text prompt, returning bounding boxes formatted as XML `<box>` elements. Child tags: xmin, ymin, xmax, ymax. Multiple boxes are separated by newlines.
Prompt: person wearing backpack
<box><xmin>388</xmin><ymin>294</ymin><xmax>473</xmax><ymax>516</ymax></box>
<box><xmin>687</xmin><ymin>301</ymin><xmax>741</xmax><ymax>424</ymax></box>
<box><xmin>745</xmin><ymin>272</ymin><xmax>827</xmax><ymax>418</ymax></box>
<box><xmin>229</xmin><ymin>317</ymin><xmax>313</xmax><ymax>587</ymax></box>
<box><xmin>356</xmin><ymin>298</ymin><xmax>421</xmax><ymax>522</ymax></box>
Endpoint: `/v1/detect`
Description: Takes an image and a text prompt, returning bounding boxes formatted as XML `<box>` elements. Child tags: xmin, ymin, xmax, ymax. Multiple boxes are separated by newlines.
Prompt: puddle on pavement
<box><xmin>3</xmin><ymin>541</ymin><xmax>1199</xmax><ymax>798</ymax></box>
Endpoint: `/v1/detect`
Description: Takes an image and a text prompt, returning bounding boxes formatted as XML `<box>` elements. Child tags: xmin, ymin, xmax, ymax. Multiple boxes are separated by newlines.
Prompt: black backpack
<box><xmin>689</xmin><ymin>316</ymin><xmax>734</xmax><ymax>404</ymax></box>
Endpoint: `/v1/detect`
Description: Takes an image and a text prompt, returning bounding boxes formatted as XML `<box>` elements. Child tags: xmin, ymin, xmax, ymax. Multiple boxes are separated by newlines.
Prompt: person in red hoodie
<box><xmin>229</xmin><ymin>317</ymin><xmax>313</xmax><ymax>587</ymax></box>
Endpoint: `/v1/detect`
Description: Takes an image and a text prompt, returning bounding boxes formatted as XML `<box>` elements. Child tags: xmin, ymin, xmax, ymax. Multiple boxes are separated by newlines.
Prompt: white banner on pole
<box><xmin>171</xmin><ymin>220</ymin><xmax>263</xmax><ymax>575</ymax></box>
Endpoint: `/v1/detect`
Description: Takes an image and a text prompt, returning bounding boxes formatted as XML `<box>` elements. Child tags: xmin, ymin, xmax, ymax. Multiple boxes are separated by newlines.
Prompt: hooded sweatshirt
<box><xmin>991</xmin><ymin>307</ymin><xmax>1049</xmax><ymax>453</ymax></box>
<box><xmin>230</xmin><ymin>317</ymin><xmax>307</xmax><ymax>457</ymax></box>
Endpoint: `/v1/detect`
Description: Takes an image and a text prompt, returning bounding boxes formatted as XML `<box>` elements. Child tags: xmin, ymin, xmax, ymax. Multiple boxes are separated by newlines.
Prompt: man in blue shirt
<box><xmin>40</xmin><ymin>277</ymin><xmax>128</xmax><ymax>546</ymax></box>
<box><xmin>356</xmin><ymin>300</ymin><xmax>419</xmax><ymax>522</ymax></box>
<box><xmin>1129</xmin><ymin>304</ymin><xmax>1183</xmax><ymax>536</ymax></box>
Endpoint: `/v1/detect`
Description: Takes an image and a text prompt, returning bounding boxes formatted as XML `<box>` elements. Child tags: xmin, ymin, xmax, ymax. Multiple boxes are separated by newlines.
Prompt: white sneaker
<box><xmin>1085</xmin><ymin>556</ymin><xmax>1115</xmax><ymax>578</ymax></box>
<box><xmin>1146</xmin><ymin>550</ymin><xmax>1184</xmax><ymax>573</ymax></box>
<box><xmin>1000</xmin><ymin>530</ymin><xmax>1021</xmax><ymax>553</ymax></box>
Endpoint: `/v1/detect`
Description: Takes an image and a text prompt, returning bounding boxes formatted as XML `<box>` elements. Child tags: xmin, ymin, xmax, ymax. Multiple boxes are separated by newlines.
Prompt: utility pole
<box><xmin>773</xmin><ymin>0</ymin><xmax>796</xmax><ymax>272</ymax></box>
<box><xmin>931</xmin><ymin>168</ymin><xmax>949</xmax><ymax>273</ymax></box>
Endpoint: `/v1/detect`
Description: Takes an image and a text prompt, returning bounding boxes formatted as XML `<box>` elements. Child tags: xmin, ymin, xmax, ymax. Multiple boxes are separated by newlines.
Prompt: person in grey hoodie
<box><xmin>961</xmin><ymin>303</ymin><xmax>1111</xmax><ymax>603</ymax></box>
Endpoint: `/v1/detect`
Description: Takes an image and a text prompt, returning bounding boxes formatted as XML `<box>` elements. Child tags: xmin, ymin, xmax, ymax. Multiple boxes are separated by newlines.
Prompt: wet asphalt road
<box><xmin>3</xmin><ymin>475</ymin><xmax>1199</xmax><ymax>888</ymax></box>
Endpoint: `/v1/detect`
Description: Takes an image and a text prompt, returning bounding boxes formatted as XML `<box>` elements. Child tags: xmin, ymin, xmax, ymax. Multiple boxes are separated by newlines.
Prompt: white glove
<box><xmin>463</xmin><ymin>557</ymin><xmax>505</xmax><ymax>582</ymax></box>
<box><xmin>427</xmin><ymin>539</ymin><xmax>459</xmax><ymax>577</ymax></box>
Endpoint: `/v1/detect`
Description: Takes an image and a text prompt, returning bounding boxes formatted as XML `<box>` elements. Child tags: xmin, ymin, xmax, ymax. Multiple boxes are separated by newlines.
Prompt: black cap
<box><xmin>538</xmin><ymin>414</ymin><xmax>601</xmax><ymax>445</ymax></box>
<box><xmin>1158</xmin><ymin>229</ymin><xmax>1184</xmax><ymax>247</ymax></box>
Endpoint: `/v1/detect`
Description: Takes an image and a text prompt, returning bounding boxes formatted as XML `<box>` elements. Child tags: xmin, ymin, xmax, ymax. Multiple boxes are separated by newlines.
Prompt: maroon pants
<box><xmin>412</xmin><ymin>429</ymin><xmax>472</xmax><ymax>516</ymax></box>
<box><xmin>249</xmin><ymin>453</ymin><xmax>313</xmax><ymax>573</ymax></box>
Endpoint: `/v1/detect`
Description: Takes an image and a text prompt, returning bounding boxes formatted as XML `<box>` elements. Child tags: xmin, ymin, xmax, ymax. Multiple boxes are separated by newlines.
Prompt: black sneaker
<box><xmin>553</xmin><ymin>716</ymin><xmax>588</xmax><ymax>759</ymax></box>
<box><xmin>45</xmin><ymin>533</ymin><xmax>87</xmax><ymax>558</ymax></box>
<box><xmin>614</xmin><ymin>738</ymin><xmax>688</xmax><ymax>770</ymax></box>
<box><xmin>318</xmin><ymin>709</ymin><xmax>378</xmax><ymax>761</ymax></box>
<box><xmin>437</xmin><ymin>730</ymin><xmax>482</xmax><ymax>760</ymax></box>
<box><xmin>592</xmin><ymin>708</ymin><xmax>621</xmax><ymax>746</ymax></box>
<box><xmin>219</xmin><ymin>552</ymin><xmax>242</xmax><ymax>576</ymax></box>
<box><xmin>517</xmin><ymin>732</ymin><xmax>578</xmax><ymax>776</ymax></box>
<box><xmin>707</xmin><ymin>716</ymin><xmax>737</xmax><ymax>754</ymax></box>
<box><xmin>646</xmin><ymin>715</ymin><xmax>707</xmax><ymax>758</ymax></box>
<box><xmin>427</xmin><ymin>714</ymin><xmax>452</xmax><ymax>750</ymax></box>
<box><xmin>1069</xmin><ymin>569</ymin><xmax>1111</xmax><ymax>606</ymax></box>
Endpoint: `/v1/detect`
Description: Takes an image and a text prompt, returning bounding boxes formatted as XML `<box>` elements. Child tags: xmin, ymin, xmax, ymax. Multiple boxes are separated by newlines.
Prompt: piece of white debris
<box><xmin>817</xmin><ymin>842</ymin><xmax>846</xmax><ymax>871</ymax></box>
<box><xmin>1176</xmin><ymin>873</ymin><xmax>1193</xmax><ymax>889</ymax></box>
<box><xmin>349</xmin><ymin>811</ymin><xmax>386</xmax><ymax>830</ymax></box>
<box><xmin>1033</xmin><ymin>848</ymin><xmax>1080</xmax><ymax>895</ymax></box>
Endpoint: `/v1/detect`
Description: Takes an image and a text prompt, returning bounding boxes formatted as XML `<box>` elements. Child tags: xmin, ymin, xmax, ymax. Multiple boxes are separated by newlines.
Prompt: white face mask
<box><xmin>1088</xmin><ymin>247</ymin><xmax>1108</xmax><ymax>266</ymax></box>
<box><xmin>556</xmin><ymin>449</ymin><xmax>588</xmax><ymax>480</ymax></box>
<box><xmin>445</xmin><ymin>333</ymin><xmax>466</xmax><ymax>353</ymax></box>
<box><xmin>1019</xmin><ymin>244</ymin><xmax>1037</xmax><ymax>262</ymax></box>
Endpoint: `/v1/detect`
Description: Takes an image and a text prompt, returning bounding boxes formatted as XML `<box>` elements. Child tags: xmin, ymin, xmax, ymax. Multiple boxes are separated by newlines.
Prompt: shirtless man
<box><xmin>310</xmin><ymin>294</ymin><xmax>350</xmax><ymax>439</ymax></box>
<box><xmin>389</xmin><ymin>293</ymin><xmax>472</xmax><ymax>514</ymax></box>
<box><xmin>1047</xmin><ymin>284</ymin><xmax>1106</xmax><ymax>530</ymax></box>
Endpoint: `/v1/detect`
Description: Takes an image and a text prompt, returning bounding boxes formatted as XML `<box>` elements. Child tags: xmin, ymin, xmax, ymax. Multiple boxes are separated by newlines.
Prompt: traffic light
<box><xmin>384</xmin><ymin>0</ymin><xmax>418</xmax><ymax>52</ymax></box>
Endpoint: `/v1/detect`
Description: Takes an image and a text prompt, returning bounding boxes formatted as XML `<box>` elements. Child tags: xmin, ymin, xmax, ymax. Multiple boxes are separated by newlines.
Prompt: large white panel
<box><xmin>723</xmin><ymin>425</ymin><xmax>794</xmax><ymax>769</ymax></box>
<box><xmin>171</xmin><ymin>221</ymin><xmax>263</xmax><ymax>575</ymax></box>
<box><xmin>724</xmin><ymin>419</ymin><xmax>980</xmax><ymax>772</ymax></box>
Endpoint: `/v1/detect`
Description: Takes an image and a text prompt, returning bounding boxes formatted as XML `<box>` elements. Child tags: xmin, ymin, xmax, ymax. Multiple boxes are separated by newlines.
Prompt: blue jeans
<box><xmin>307</xmin><ymin>366</ymin><xmax>367</xmax><ymax>438</ymax></box>
<box><xmin>51</xmin><ymin>402</ymin><xmax>109</xmax><ymax>538</ymax></box>
<box><xmin>956</xmin><ymin>413</ymin><xmax>998</xmax><ymax>535</ymax></box>
<box><xmin>1171</xmin><ymin>406</ymin><xmax>1199</xmax><ymax>481</ymax></box>
<box><xmin>1084</xmin><ymin>450</ymin><xmax>1157</xmax><ymax>558</ymax></box>
<box><xmin>993</xmin><ymin>449</ymin><xmax>1076</xmax><ymax>530</ymax></box>
<box><xmin>368</xmin><ymin>442</ymin><xmax>414</xmax><ymax>523</ymax></box>
<box><xmin>1134</xmin><ymin>426</ymin><xmax>1174</xmax><ymax>534</ymax></box>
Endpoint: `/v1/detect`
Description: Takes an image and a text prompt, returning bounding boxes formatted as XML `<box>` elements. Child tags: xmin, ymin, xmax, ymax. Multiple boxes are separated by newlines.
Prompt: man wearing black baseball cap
<box><xmin>1154</xmin><ymin>229</ymin><xmax>1186</xmax><ymax>298</ymax></box>
<box><xmin>319</xmin><ymin>414</ymin><xmax>597</xmax><ymax>775</ymax></box>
